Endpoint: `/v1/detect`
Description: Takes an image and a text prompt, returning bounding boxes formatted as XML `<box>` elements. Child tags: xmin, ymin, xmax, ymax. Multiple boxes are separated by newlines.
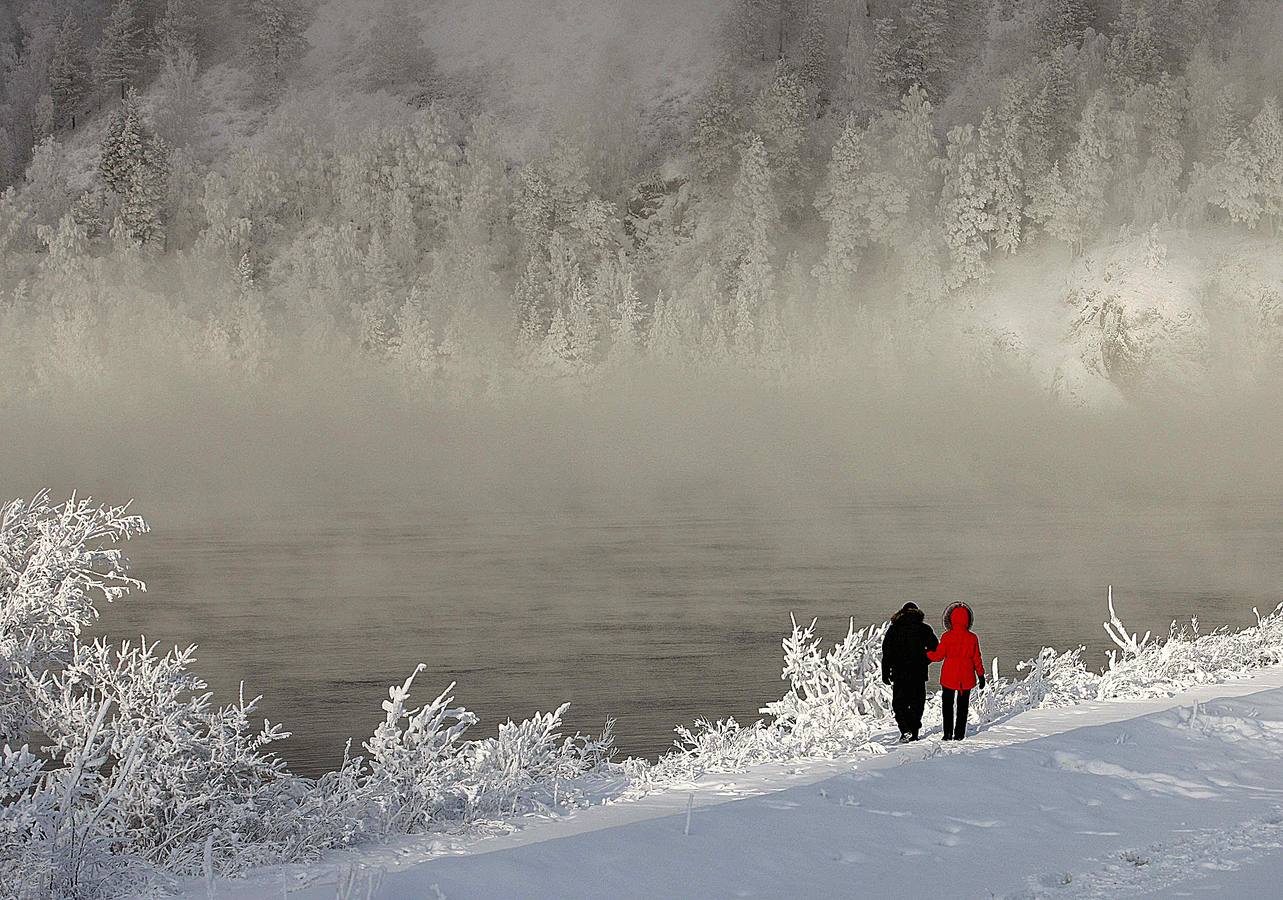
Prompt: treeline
<box><xmin>1</xmin><ymin>0</ymin><xmax>1282</xmax><ymax>396</ymax></box>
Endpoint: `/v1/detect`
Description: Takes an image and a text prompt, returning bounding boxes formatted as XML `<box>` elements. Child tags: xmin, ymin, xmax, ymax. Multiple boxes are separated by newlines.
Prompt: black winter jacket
<box><xmin>881</xmin><ymin>606</ymin><xmax>939</xmax><ymax>683</ymax></box>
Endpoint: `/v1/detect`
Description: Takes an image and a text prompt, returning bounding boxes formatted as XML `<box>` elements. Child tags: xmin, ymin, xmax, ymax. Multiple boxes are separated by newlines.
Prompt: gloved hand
<box><xmin>977</xmin><ymin>674</ymin><xmax>986</xmax><ymax>690</ymax></box>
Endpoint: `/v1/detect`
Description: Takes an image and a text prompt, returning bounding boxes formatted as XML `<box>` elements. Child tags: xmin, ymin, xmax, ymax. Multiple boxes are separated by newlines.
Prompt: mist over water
<box><xmin>5</xmin><ymin>374</ymin><xmax>1282</xmax><ymax>774</ymax></box>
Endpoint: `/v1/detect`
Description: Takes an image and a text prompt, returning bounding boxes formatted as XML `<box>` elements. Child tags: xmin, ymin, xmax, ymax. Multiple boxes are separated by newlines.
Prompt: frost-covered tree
<box><xmin>749</xmin><ymin>59</ymin><xmax>808</xmax><ymax>207</ymax></box>
<box><xmin>728</xmin><ymin>134</ymin><xmax>778</xmax><ymax>356</ymax></box>
<box><xmin>798</xmin><ymin>0</ymin><xmax>832</xmax><ymax>95</ymax></box>
<box><xmin>154</xmin><ymin>0</ymin><xmax>201</xmax><ymax>58</ymax></box>
<box><xmin>356</xmin><ymin>229</ymin><xmax>401</xmax><ymax>351</ymax></box>
<box><xmin>1128</xmin><ymin>75</ymin><xmax>1186</xmax><ymax>224</ymax></box>
<box><xmin>815</xmin><ymin>113</ymin><xmax>869</xmax><ymax>286</ymax></box>
<box><xmin>246</xmin><ymin>0</ymin><xmax>308</xmax><ymax>87</ymax></box>
<box><xmin>691</xmin><ymin>64</ymin><xmax>742</xmax><ymax>184</ymax></box>
<box><xmin>363</xmin><ymin>0</ymin><xmax>432</xmax><ymax>89</ymax></box>
<box><xmin>991</xmin><ymin>88</ymin><xmax>1027</xmax><ymax>255</ymax></box>
<box><xmin>831</xmin><ymin>2</ymin><xmax>878</xmax><ymax>118</ymax></box>
<box><xmin>48</xmin><ymin>14</ymin><xmax>90</xmax><ymax>129</ymax></box>
<box><xmin>1190</xmin><ymin>86</ymin><xmax>1262</xmax><ymax>227</ymax></box>
<box><xmin>869</xmin><ymin>16</ymin><xmax>901</xmax><ymax>100</ymax></box>
<box><xmin>154</xmin><ymin>46</ymin><xmax>203</xmax><ymax>147</ymax></box>
<box><xmin>20</xmin><ymin>136</ymin><xmax>75</xmax><ymax>241</ymax></box>
<box><xmin>1108</xmin><ymin>0</ymin><xmax>1164</xmax><ymax>88</ymax></box>
<box><xmin>1038</xmin><ymin>0</ymin><xmax>1092</xmax><ymax>51</ymax></box>
<box><xmin>96</xmin><ymin>0</ymin><xmax>146</xmax><ymax>100</ymax></box>
<box><xmin>1250</xmin><ymin>98</ymin><xmax>1283</xmax><ymax>233</ymax></box>
<box><xmin>937</xmin><ymin>112</ymin><xmax>998</xmax><ymax>285</ymax></box>
<box><xmin>1030</xmin><ymin>91</ymin><xmax>1121</xmax><ymax>253</ymax></box>
<box><xmin>98</xmin><ymin>89</ymin><xmax>171</xmax><ymax>247</ymax></box>
<box><xmin>0</xmin><ymin>493</ymin><xmax>146</xmax><ymax>742</ymax></box>
<box><xmin>892</xmin><ymin>0</ymin><xmax>954</xmax><ymax>98</ymax></box>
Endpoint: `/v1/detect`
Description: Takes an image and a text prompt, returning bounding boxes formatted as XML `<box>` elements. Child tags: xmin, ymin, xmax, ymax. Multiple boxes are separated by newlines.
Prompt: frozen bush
<box><xmin>0</xmin><ymin>492</ymin><xmax>146</xmax><ymax>742</ymax></box>
<box><xmin>761</xmin><ymin>616</ymin><xmax>891</xmax><ymax>756</ymax></box>
<box><xmin>360</xmin><ymin>666</ymin><xmax>476</xmax><ymax>833</ymax></box>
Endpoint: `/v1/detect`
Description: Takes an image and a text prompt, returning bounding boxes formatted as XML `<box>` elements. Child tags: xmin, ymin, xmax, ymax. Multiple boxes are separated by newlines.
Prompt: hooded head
<box><xmin>948</xmin><ymin>604</ymin><xmax>972</xmax><ymax>631</ymax></box>
<box><xmin>892</xmin><ymin>602</ymin><xmax>923</xmax><ymax>624</ymax></box>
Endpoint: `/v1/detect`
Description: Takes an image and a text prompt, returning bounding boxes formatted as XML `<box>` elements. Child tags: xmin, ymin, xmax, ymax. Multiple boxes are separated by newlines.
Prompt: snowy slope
<box><xmin>184</xmin><ymin>667</ymin><xmax>1283</xmax><ymax>899</ymax></box>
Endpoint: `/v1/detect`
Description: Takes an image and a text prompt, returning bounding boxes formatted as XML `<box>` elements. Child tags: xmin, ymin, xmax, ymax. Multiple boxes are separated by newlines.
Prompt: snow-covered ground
<box><xmin>186</xmin><ymin>666</ymin><xmax>1283</xmax><ymax>899</ymax></box>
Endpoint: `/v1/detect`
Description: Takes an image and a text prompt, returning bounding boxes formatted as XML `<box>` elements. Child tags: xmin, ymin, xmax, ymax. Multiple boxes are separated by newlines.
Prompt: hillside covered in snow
<box><xmin>2</xmin><ymin>1</ymin><xmax>1283</xmax><ymax>406</ymax></box>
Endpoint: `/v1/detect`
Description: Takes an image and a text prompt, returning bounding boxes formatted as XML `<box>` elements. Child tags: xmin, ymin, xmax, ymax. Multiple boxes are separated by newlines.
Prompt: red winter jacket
<box><xmin>927</xmin><ymin>606</ymin><xmax>985</xmax><ymax>691</ymax></box>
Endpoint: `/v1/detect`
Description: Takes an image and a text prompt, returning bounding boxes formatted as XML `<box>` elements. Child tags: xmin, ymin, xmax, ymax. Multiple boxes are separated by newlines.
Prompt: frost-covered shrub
<box><xmin>26</xmin><ymin>639</ymin><xmax>305</xmax><ymax>876</ymax></box>
<box><xmin>0</xmin><ymin>492</ymin><xmax>146</xmax><ymax>741</ymax></box>
<box><xmin>461</xmin><ymin>703</ymin><xmax>578</xmax><ymax>817</ymax></box>
<box><xmin>761</xmin><ymin>616</ymin><xmax>891</xmax><ymax>756</ymax></box>
<box><xmin>1097</xmin><ymin>590</ymin><xmax>1283</xmax><ymax>698</ymax></box>
<box><xmin>359</xmin><ymin>667</ymin><xmax>476</xmax><ymax>833</ymax></box>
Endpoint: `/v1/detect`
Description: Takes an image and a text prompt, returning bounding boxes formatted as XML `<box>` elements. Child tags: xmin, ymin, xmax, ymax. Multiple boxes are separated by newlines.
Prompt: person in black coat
<box><xmin>881</xmin><ymin>602</ymin><xmax>939</xmax><ymax>742</ymax></box>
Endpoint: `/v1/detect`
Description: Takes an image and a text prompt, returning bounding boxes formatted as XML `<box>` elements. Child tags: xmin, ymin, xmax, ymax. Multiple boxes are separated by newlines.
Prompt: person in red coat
<box><xmin>926</xmin><ymin>603</ymin><xmax>986</xmax><ymax>740</ymax></box>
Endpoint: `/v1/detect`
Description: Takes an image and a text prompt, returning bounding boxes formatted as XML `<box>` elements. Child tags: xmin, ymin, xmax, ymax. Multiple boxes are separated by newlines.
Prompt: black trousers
<box><xmin>891</xmin><ymin>679</ymin><xmax>927</xmax><ymax>735</ymax></box>
<box><xmin>942</xmin><ymin>688</ymin><xmax>971</xmax><ymax>740</ymax></box>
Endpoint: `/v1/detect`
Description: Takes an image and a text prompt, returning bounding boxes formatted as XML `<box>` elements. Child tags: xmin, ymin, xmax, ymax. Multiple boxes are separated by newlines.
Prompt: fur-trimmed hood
<box><xmin>891</xmin><ymin>603</ymin><xmax>925</xmax><ymax>625</ymax></box>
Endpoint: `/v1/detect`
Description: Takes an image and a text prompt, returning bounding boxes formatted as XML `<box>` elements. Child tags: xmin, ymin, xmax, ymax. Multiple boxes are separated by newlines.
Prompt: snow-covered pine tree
<box><xmin>869</xmin><ymin>16</ymin><xmax>901</xmax><ymax>99</ymax></box>
<box><xmin>749</xmin><ymin>59</ymin><xmax>808</xmax><ymax>208</ymax></box>
<box><xmin>356</xmin><ymin>229</ymin><xmax>401</xmax><ymax>351</ymax></box>
<box><xmin>728</xmin><ymin>134</ymin><xmax>778</xmax><ymax>358</ymax></box>
<box><xmin>98</xmin><ymin>89</ymin><xmax>170</xmax><ymax>247</ymax></box>
<box><xmin>562</xmin><ymin>274</ymin><xmax>597</xmax><ymax>370</ymax></box>
<box><xmin>991</xmin><ymin>87</ymin><xmax>1027</xmax><ymax>255</ymax></box>
<box><xmin>601</xmin><ymin>251</ymin><xmax>641</xmax><ymax>362</ymax></box>
<box><xmin>1031</xmin><ymin>90</ymin><xmax>1117</xmax><ymax>254</ymax></box>
<box><xmin>539</xmin><ymin>306</ymin><xmax>573</xmax><ymax>374</ymax></box>
<box><xmin>1038</xmin><ymin>0</ymin><xmax>1092</xmax><ymax>51</ymax></box>
<box><xmin>646</xmin><ymin>291</ymin><xmax>686</xmax><ymax>364</ymax></box>
<box><xmin>1250</xmin><ymin>98</ymin><xmax>1283</xmax><ymax>234</ymax></box>
<box><xmin>1129</xmin><ymin>74</ymin><xmax>1185</xmax><ymax>224</ymax></box>
<box><xmin>96</xmin><ymin>0</ymin><xmax>146</xmax><ymax>100</ymax></box>
<box><xmin>363</xmin><ymin>0</ymin><xmax>433</xmax><ymax>89</ymax></box>
<box><xmin>1108</xmin><ymin>0</ymin><xmax>1164</xmax><ymax>89</ymax></box>
<box><xmin>154</xmin><ymin>0</ymin><xmax>201</xmax><ymax>58</ymax></box>
<box><xmin>815</xmin><ymin>113</ymin><xmax>868</xmax><ymax>286</ymax></box>
<box><xmin>798</xmin><ymin>0</ymin><xmax>833</xmax><ymax>98</ymax></box>
<box><xmin>49</xmin><ymin>14</ymin><xmax>90</xmax><ymax>130</ymax></box>
<box><xmin>898</xmin><ymin>0</ymin><xmax>952</xmax><ymax>99</ymax></box>
<box><xmin>831</xmin><ymin>2</ymin><xmax>877</xmax><ymax>118</ymax></box>
<box><xmin>691</xmin><ymin>63</ymin><xmax>742</xmax><ymax>185</ymax></box>
<box><xmin>246</xmin><ymin>0</ymin><xmax>309</xmax><ymax>88</ymax></box>
<box><xmin>937</xmin><ymin>112</ymin><xmax>998</xmax><ymax>285</ymax></box>
<box><xmin>887</xmin><ymin>84</ymin><xmax>941</xmax><ymax>225</ymax></box>
<box><xmin>1191</xmin><ymin>86</ymin><xmax>1262</xmax><ymax>227</ymax></box>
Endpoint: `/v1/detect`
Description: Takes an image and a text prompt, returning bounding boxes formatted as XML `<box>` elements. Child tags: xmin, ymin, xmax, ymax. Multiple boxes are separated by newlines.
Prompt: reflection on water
<box><xmin>96</xmin><ymin>495</ymin><xmax>1281</xmax><ymax>776</ymax></box>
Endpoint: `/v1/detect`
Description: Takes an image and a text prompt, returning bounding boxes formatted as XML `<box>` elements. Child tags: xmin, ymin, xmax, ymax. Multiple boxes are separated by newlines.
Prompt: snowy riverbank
<box><xmin>186</xmin><ymin>665</ymin><xmax>1283</xmax><ymax>899</ymax></box>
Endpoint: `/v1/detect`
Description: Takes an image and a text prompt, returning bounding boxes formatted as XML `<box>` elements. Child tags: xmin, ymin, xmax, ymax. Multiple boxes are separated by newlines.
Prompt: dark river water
<box><xmin>94</xmin><ymin>493</ymin><xmax>1281</xmax><ymax>776</ymax></box>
